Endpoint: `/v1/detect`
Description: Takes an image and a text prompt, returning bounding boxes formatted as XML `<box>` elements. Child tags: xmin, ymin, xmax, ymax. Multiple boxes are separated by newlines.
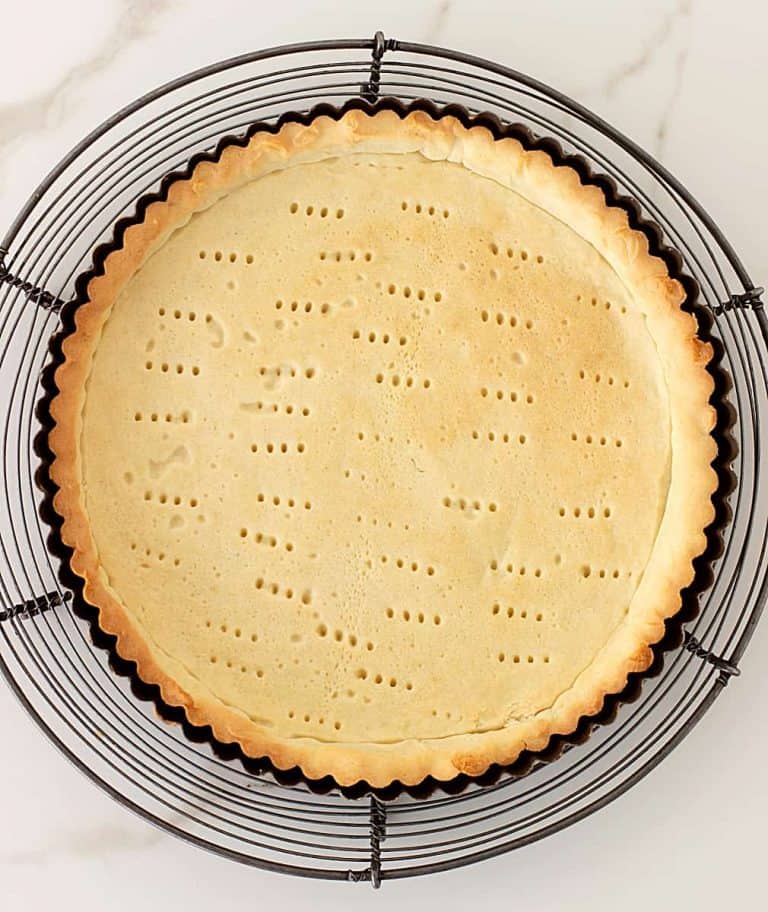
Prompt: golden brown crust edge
<box><xmin>47</xmin><ymin>109</ymin><xmax>717</xmax><ymax>788</ymax></box>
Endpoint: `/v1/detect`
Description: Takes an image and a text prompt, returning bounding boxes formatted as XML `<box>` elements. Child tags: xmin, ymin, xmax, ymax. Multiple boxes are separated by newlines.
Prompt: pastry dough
<box><xmin>48</xmin><ymin>109</ymin><xmax>717</xmax><ymax>787</ymax></box>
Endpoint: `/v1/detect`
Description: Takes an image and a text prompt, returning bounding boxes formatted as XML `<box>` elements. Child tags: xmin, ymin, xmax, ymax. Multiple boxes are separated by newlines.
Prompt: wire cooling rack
<box><xmin>0</xmin><ymin>34</ymin><xmax>765</xmax><ymax>887</ymax></box>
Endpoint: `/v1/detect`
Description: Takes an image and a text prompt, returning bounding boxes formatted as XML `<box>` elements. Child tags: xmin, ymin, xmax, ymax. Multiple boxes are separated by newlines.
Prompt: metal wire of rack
<box><xmin>0</xmin><ymin>33</ymin><xmax>765</xmax><ymax>886</ymax></box>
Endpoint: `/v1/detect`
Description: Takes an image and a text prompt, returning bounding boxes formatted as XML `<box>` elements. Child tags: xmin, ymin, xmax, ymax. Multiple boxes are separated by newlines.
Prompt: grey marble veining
<box><xmin>424</xmin><ymin>0</ymin><xmax>454</xmax><ymax>44</ymax></box>
<box><xmin>1</xmin><ymin>823</ymin><xmax>166</xmax><ymax>866</ymax></box>
<box><xmin>0</xmin><ymin>0</ymin><xmax>175</xmax><ymax>162</ymax></box>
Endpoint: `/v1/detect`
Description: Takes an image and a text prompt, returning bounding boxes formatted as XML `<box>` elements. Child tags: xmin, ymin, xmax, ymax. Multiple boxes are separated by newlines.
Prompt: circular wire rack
<box><xmin>0</xmin><ymin>34</ymin><xmax>765</xmax><ymax>886</ymax></box>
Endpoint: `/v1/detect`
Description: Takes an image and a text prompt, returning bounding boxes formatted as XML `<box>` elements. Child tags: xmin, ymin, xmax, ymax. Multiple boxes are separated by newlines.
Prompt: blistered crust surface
<box><xmin>48</xmin><ymin>110</ymin><xmax>716</xmax><ymax>787</ymax></box>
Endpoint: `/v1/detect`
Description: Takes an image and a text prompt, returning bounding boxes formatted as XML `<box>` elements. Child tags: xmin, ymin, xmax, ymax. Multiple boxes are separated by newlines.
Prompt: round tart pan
<box><xmin>34</xmin><ymin>98</ymin><xmax>734</xmax><ymax>800</ymax></box>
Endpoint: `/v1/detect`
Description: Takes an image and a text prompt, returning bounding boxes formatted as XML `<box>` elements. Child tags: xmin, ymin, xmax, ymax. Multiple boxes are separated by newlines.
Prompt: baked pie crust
<box><xmin>48</xmin><ymin>109</ymin><xmax>717</xmax><ymax>787</ymax></box>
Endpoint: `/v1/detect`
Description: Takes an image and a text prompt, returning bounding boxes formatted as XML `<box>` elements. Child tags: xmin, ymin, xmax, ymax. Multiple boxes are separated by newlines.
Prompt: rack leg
<box><xmin>346</xmin><ymin>795</ymin><xmax>386</xmax><ymax>887</ymax></box>
<box><xmin>0</xmin><ymin>590</ymin><xmax>71</xmax><ymax>623</ymax></box>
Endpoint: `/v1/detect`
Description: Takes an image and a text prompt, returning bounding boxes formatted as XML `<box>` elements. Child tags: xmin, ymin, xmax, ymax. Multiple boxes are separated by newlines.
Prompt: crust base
<box><xmin>47</xmin><ymin>109</ymin><xmax>717</xmax><ymax>787</ymax></box>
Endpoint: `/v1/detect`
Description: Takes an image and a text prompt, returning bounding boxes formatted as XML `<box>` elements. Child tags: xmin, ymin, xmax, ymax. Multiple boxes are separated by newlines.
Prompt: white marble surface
<box><xmin>0</xmin><ymin>1</ymin><xmax>765</xmax><ymax>909</ymax></box>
